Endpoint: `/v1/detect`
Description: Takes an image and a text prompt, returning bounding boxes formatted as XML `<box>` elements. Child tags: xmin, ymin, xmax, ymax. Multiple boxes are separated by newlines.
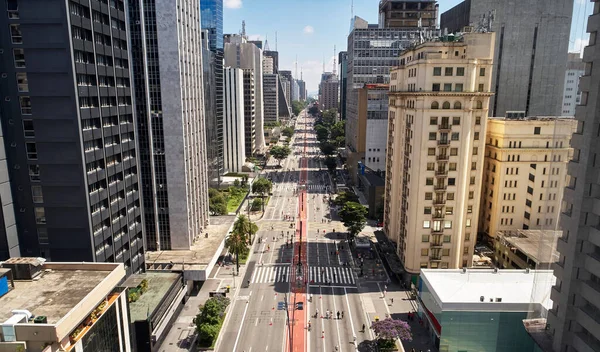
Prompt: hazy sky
<box><xmin>223</xmin><ymin>0</ymin><xmax>592</xmax><ymax>94</ymax></box>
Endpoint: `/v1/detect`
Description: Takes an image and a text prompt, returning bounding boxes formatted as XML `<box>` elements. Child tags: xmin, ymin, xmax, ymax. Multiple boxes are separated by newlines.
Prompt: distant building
<box><xmin>0</xmin><ymin>259</ymin><xmax>131</xmax><ymax>351</ymax></box>
<box><xmin>223</xmin><ymin>68</ymin><xmax>246</xmax><ymax>173</ymax></box>
<box><xmin>493</xmin><ymin>229</ymin><xmax>561</xmax><ymax>270</ymax></box>
<box><xmin>378</xmin><ymin>0</ymin><xmax>438</xmax><ymax>28</ymax></box>
<box><xmin>417</xmin><ymin>268</ymin><xmax>555</xmax><ymax>352</ymax></box>
<box><xmin>319</xmin><ymin>73</ymin><xmax>339</xmax><ymax>112</ymax></box>
<box><xmin>0</xmin><ymin>123</ymin><xmax>18</xmax><ymax>260</ymax></box>
<box><xmin>479</xmin><ymin>116</ymin><xmax>576</xmax><ymax>242</ymax></box>
<box><xmin>356</xmin><ymin>166</ymin><xmax>385</xmax><ymax>219</ymax></box>
<box><xmin>263</xmin><ymin>50</ymin><xmax>279</xmax><ymax>73</ymax></box>
<box><xmin>200</xmin><ymin>0</ymin><xmax>223</xmax><ymax>51</ymax></box>
<box><xmin>385</xmin><ymin>32</ymin><xmax>495</xmax><ymax>283</ymax></box>
<box><xmin>263</xmin><ymin>56</ymin><xmax>274</xmax><ymax>75</ymax></box>
<box><xmin>338</xmin><ymin>51</ymin><xmax>348</xmax><ymax>120</ymax></box>
<box><xmin>297</xmin><ymin>79</ymin><xmax>307</xmax><ymax>101</ymax></box>
<box><xmin>263</xmin><ymin>74</ymin><xmax>279</xmax><ymax>123</ymax></box>
<box><xmin>562</xmin><ymin>53</ymin><xmax>585</xmax><ymax>116</ymax></box>
<box><xmin>291</xmin><ymin>79</ymin><xmax>300</xmax><ymax>102</ymax></box>
<box><xmin>243</xmin><ymin>69</ymin><xmax>256</xmax><ymax>157</ymax></box>
<box><xmin>441</xmin><ymin>0</ymin><xmax>573</xmax><ymax>117</ymax></box>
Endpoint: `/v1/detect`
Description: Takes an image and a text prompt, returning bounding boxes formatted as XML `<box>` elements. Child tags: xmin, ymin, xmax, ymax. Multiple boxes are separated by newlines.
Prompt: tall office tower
<box><xmin>0</xmin><ymin>123</ymin><xmax>19</xmax><ymax>260</ymax></box>
<box><xmin>280</xmin><ymin>77</ymin><xmax>291</xmax><ymax>114</ymax></box>
<box><xmin>291</xmin><ymin>79</ymin><xmax>300</xmax><ymax>102</ymax></box>
<box><xmin>346</xmin><ymin>12</ymin><xmax>434</xmax><ymax>184</ymax></box>
<box><xmin>201</xmin><ymin>0</ymin><xmax>225</xmax><ymax>187</ymax></box>
<box><xmin>243</xmin><ymin>69</ymin><xmax>256</xmax><ymax>157</ymax></box>
<box><xmin>338</xmin><ymin>51</ymin><xmax>348</xmax><ymax>120</ymax></box>
<box><xmin>248</xmin><ymin>40</ymin><xmax>263</xmax><ymax>50</ymax></box>
<box><xmin>264</xmin><ymin>50</ymin><xmax>279</xmax><ymax>74</ymax></box>
<box><xmin>384</xmin><ymin>32</ymin><xmax>495</xmax><ymax>283</ymax></box>
<box><xmin>278</xmin><ymin>77</ymin><xmax>291</xmax><ymax>119</ymax></box>
<box><xmin>129</xmin><ymin>0</ymin><xmax>209</xmax><ymax>251</ymax></box>
<box><xmin>224</xmin><ymin>34</ymin><xmax>265</xmax><ymax>153</ymax></box>
<box><xmin>547</xmin><ymin>2</ymin><xmax>600</xmax><ymax>351</ymax></box>
<box><xmin>263</xmin><ymin>56</ymin><xmax>274</xmax><ymax>75</ymax></box>
<box><xmin>562</xmin><ymin>53</ymin><xmax>586</xmax><ymax>116</ymax></box>
<box><xmin>263</xmin><ymin>74</ymin><xmax>279</xmax><ymax>122</ymax></box>
<box><xmin>201</xmin><ymin>31</ymin><xmax>223</xmax><ymax>187</ymax></box>
<box><xmin>0</xmin><ymin>0</ymin><xmax>144</xmax><ymax>273</ymax></box>
<box><xmin>223</xmin><ymin>68</ymin><xmax>246</xmax><ymax>173</ymax></box>
<box><xmin>479</xmin><ymin>116</ymin><xmax>576</xmax><ymax>243</ymax></box>
<box><xmin>378</xmin><ymin>0</ymin><xmax>438</xmax><ymax>28</ymax></box>
<box><xmin>319</xmin><ymin>73</ymin><xmax>339</xmax><ymax>112</ymax></box>
<box><xmin>280</xmin><ymin>70</ymin><xmax>293</xmax><ymax>107</ymax></box>
<box><xmin>297</xmin><ymin>80</ymin><xmax>307</xmax><ymax>101</ymax></box>
<box><xmin>441</xmin><ymin>0</ymin><xmax>573</xmax><ymax>117</ymax></box>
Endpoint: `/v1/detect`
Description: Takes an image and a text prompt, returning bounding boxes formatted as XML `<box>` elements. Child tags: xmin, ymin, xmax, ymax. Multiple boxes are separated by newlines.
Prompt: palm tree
<box><xmin>226</xmin><ymin>215</ymin><xmax>258</xmax><ymax>273</ymax></box>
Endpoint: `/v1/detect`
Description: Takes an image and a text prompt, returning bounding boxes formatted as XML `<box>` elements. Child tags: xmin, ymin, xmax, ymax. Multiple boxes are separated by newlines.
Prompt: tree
<box><xmin>320</xmin><ymin>141</ymin><xmax>336</xmax><ymax>156</ymax></box>
<box><xmin>334</xmin><ymin>191</ymin><xmax>359</xmax><ymax>206</ymax></box>
<box><xmin>209</xmin><ymin>188</ymin><xmax>227</xmax><ymax>215</ymax></box>
<box><xmin>195</xmin><ymin>296</ymin><xmax>231</xmax><ymax>347</ymax></box>
<box><xmin>371</xmin><ymin>318</ymin><xmax>412</xmax><ymax>343</ymax></box>
<box><xmin>252</xmin><ymin>177</ymin><xmax>272</xmax><ymax>211</ymax></box>
<box><xmin>251</xmin><ymin>198</ymin><xmax>263</xmax><ymax>211</ymax></box>
<box><xmin>270</xmin><ymin>145</ymin><xmax>291</xmax><ymax>165</ymax></box>
<box><xmin>291</xmin><ymin>100</ymin><xmax>306</xmax><ymax>116</ymax></box>
<box><xmin>315</xmin><ymin>125</ymin><xmax>329</xmax><ymax>142</ymax></box>
<box><xmin>282</xmin><ymin>126</ymin><xmax>294</xmax><ymax>138</ymax></box>
<box><xmin>334</xmin><ymin>135</ymin><xmax>345</xmax><ymax>148</ymax></box>
<box><xmin>338</xmin><ymin>201</ymin><xmax>368</xmax><ymax>242</ymax></box>
<box><xmin>233</xmin><ymin>179</ymin><xmax>240</xmax><ymax>188</ymax></box>
<box><xmin>322</xmin><ymin>108</ymin><xmax>337</xmax><ymax>126</ymax></box>
<box><xmin>324</xmin><ymin>156</ymin><xmax>337</xmax><ymax>173</ymax></box>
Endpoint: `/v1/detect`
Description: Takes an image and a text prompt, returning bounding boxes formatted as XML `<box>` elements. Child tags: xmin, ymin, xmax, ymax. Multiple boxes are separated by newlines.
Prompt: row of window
<box><xmin>424</xmin><ymin>191</ymin><xmax>476</xmax><ymax>200</ymax></box>
<box><xmin>427</xmin><ymin>147</ymin><xmax>478</xmax><ymax>156</ymax></box>
<box><xmin>433</xmin><ymin>67</ymin><xmax>486</xmax><ymax>77</ymax></box>
<box><xmin>421</xmin><ymin>233</ymin><xmax>471</xmax><ymax>243</ymax></box>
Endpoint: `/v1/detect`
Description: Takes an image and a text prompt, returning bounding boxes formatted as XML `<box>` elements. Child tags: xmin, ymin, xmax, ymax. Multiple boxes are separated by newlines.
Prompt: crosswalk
<box><xmin>272</xmin><ymin>184</ymin><xmax>330</xmax><ymax>191</ymax></box>
<box><xmin>250</xmin><ymin>265</ymin><xmax>355</xmax><ymax>285</ymax></box>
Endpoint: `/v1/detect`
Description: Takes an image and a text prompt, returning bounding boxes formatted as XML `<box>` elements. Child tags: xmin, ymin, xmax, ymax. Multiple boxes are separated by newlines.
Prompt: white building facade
<box><xmin>224</xmin><ymin>67</ymin><xmax>246</xmax><ymax>172</ymax></box>
<box><xmin>561</xmin><ymin>53</ymin><xmax>585</xmax><ymax>116</ymax></box>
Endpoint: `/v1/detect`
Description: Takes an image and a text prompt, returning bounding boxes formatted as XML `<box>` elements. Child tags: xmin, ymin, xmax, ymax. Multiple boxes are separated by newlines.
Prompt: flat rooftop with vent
<box><xmin>416</xmin><ymin>269</ymin><xmax>556</xmax><ymax>352</ymax></box>
<box><xmin>0</xmin><ymin>258</ymin><xmax>131</xmax><ymax>352</ymax></box>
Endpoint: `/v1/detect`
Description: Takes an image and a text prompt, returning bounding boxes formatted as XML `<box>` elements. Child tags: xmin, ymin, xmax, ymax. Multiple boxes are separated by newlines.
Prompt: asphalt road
<box><xmin>219</xmin><ymin>111</ymin><xmax>377</xmax><ymax>352</ymax></box>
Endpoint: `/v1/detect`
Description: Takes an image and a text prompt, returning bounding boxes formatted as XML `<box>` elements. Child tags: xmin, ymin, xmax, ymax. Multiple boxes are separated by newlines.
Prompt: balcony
<box><xmin>430</xmin><ymin>242</ymin><xmax>443</xmax><ymax>248</ymax></box>
<box><xmin>438</xmin><ymin>124</ymin><xmax>451</xmax><ymax>131</ymax></box>
<box><xmin>430</xmin><ymin>255</ymin><xmax>442</xmax><ymax>261</ymax></box>
<box><xmin>432</xmin><ymin>213</ymin><xmax>444</xmax><ymax>219</ymax></box>
<box><xmin>437</xmin><ymin>140</ymin><xmax>450</xmax><ymax>146</ymax></box>
<box><xmin>434</xmin><ymin>185</ymin><xmax>447</xmax><ymax>191</ymax></box>
<box><xmin>433</xmin><ymin>199</ymin><xmax>446</xmax><ymax>205</ymax></box>
<box><xmin>435</xmin><ymin>170</ymin><xmax>448</xmax><ymax>177</ymax></box>
<box><xmin>436</xmin><ymin>154</ymin><xmax>449</xmax><ymax>161</ymax></box>
<box><xmin>431</xmin><ymin>228</ymin><xmax>444</xmax><ymax>234</ymax></box>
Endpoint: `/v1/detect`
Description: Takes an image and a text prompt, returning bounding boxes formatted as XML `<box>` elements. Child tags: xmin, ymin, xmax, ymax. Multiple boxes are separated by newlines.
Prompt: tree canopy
<box><xmin>324</xmin><ymin>157</ymin><xmax>337</xmax><ymax>173</ymax></box>
<box><xmin>291</xmin><ymin>100</ymin><xmax>307</xmax><ymax>116</ymax></box>
<box><xmin>371</xmin><ymin>318</ymin><xmax>412</xmax><ymax>342</ymax></box>
<box><xmin>270</xmin><ymin>145</ymin><xmax>291</xmax><ymax>165</ymax></box>
<box><xmin>282</xmin><ymin>126</ymin><xmax>294</xmax><ymax>138</ymax></box>
<box><xmin>319</xmin><ymin>141</ymin><xmax>336</xmax><ymax>156</ymax></box>
<box><xmin>338</xmin><ymin>201</ymin><xmax>368</xmax><ymax>241</ymax></box>
<box><xmin>208</xmin><ymin>188</ymin><xmax>227</xmax><ymax>215</ymax></box>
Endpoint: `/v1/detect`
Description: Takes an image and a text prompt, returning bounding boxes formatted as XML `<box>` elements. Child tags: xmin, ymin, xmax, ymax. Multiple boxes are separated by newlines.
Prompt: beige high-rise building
<box><xmin>384</xmin><ymin>32</ymin><xmax>495</xmax><ymax>283</ymax></box>
<box><xmin>479</xmin><ymin>116</ymin><xmax>576</xmax><ymax>242</ymax></box>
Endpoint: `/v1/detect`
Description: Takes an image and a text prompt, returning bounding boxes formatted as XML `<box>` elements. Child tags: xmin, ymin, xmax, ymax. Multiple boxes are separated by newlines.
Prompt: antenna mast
<box><xmin>295</xmin><ymin>55</ymin><xmax>298</xmax><ymax>79</ymax></box>
<box><xmin>351</xmin><ymin>0</ymin><xmax>354</xmax><ymax>18</ymax></box>
<box><xmin>241</xmin><ymin>20</ymin><xmax>246</xmax><ymax>39</ymax></box>
<box><xmin>333</xmin><ymin>45</ymin><xmax>337</xmax><ymax>75</ymax></box>
<box><xmin>275</xmin><ymin>31</ymin><xmax>278</xmax><ymax>51</ymax></box>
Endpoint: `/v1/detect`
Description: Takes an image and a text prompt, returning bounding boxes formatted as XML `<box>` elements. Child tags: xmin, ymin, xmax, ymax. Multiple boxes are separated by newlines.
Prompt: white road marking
<box><xmin>232</xmin><ymin>290</ymin><xmax>252</xmax><ymax>352</ymax></box>
<box><xmin>344</xmin><ymin>288</ymin><xmax>359</xmax><ymax>352</ymax></box>
<box><xmin>332</xmin><ymin>288</ymin><xmax>343</xmax><ymax>352</ymax></box>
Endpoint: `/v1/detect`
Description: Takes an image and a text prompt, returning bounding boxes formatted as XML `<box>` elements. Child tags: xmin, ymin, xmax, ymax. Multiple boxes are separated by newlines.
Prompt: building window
<box><xmin>433</xmin><ymin>67</ymin><xmax>441</xmax><ymax>76</ymax></box>
<box><xmin>432</xmin><ymin>83</ymin><xmax>440</xmax><ymax>91</ymax></box>
<box><xmin>534</xmin><ymin>127</ymin><xmax>541</xmax><ymax>135</ymax></box>
<box><xmin>456</xmin><ymin>67</ymin><xmax>464</xmax><ymax>76</ymax></box>
<box><xmin>450</xmin><ymin>148</ymin><xmax>458</xmax><ymax>156</ymax></box>
<box><xmin>448</xmin><ymin>178</ymin><xmax>456</xmax><ymax>186</ymax></box>
<box><xmin>35</xmin><ymin>207</ymin><xmax>46</xmax><ymax>224</ymax></box>
<box><xmin>29</xmin><ymin>165</ymin><xmax>40</xmax><ymax>181</ymax></box>
<box><xmin>37</xmin><ymin>228</ymin><xmax>49</xmax><ymax>245</ymax></box>
<box><xmin>426</xmin><ymin>178</ymin><xmax>434</xmax><ymax>185</ymax></box>
<box><xmin>16</xmin><ymin>72</ymin><xmax>28</xmax><ymax>92</ymax></box>
<box><xmin>442</xmin><ymin>101</ymin><xmax>451</xmax><ymax>109</ymax></box>
<box><xmin>425</xmin><ymin>193</ymin><xmax>432</xmax><ymax>200</ymax></box>
<box><xmin>447</xmin><ymin>193</ymin><xmax>455</xmax><ymax>200</ymax></box>
<box><xmin>464</xmin><ymin>246</ymin><xmax>469</xmax><ymax>254</ymax></box>
<box><xmin>26</xmin><ymin>142</ymin><xmax>37</xmax><ymax>159</ymax></box>
<box><xmin>427</xmin><ymin>162</ymin><xmax>435</xmax><ymax>171</ymax></box>
<box><xmin>10</xmin><ymin>24</ymin><xmax>22</xmax><ymax>44</ymax></box>
<box><xmin>470</xmin><ymin>176</ymin><xmax>476</xmax><ymax>185</ymax></box>
<box><xmin>474</xmin><ymin>132</ymin><xmax>479</xmax><ymax>140</ymax></box>
<box><xmin>421</xmin><ymin>248</ymin><xmax>429</xmax><ymax>256</ymax></box>
<box><xmin>424</xmin><ymin>207</ymin><xmax>432</xmax><ymax>214</ymax></box>
<box><xmin>478</xmin><ymin>84</ymin><xmax>484</xmax><ymax>92</ymax></box>
<box><xmin>31</xmin><ymin>185</ymin><xmax>44</xmax><ymax>203</ymax></box>
<box><xmin>476</xmin><ymin>101</ymin><xmax>483</xmax><ymax>109</ymax></box>
<box><xmin>449</xmin><ymin>163</ymin><xmax>457</xmax><ymax>171</ymax></box>
<box><xmin>422</xmin><ymin>235</ymin><xmax>430</xmax><ymax>242</ymax></box>
<box><xmin>430</xmin><ymin>116</ymin><xmax>438</xmax><ymax>125</ymax></box>
<box><xmin>451</xmin><ymin>132</ymin><xmax>459</xmax><ymax>141</ymax></box>
<box><xmin>443</xmin><ymin>236</ymin><xmax>451</xmax><ymax>243</ymax></box>
<box><xmin>13</xmin><ymin>48</ymin><xmax>25</xmax><ymax>67</ymax></box>
<box><xmin>442</xmin><ymin>248</ymin><xmax>450</xmax><ymax>256</ymax></box>
<box><xmin>428</xmin><ymin>148</ymin><xmax>436</xmax><ymax>155</ymax></box>
<box><xmin>454</xmin><ymin>84</ymin><xmax>463</xmax><ymax>92</ymax></box>
<box><xmin>431</xmin><ymin>102</ymin><xmax>439</xmax><ymax>110</ymax></box>
<box><xmin>445</xmin><ymin>207</ymin><xmax>453</xmax><ymax>215</ymax></box>
<box><xmin>473</xmin><ymin>147</ymin><xmax>478</xmax><ymax>155</ymax></box>
<box><xmin>445</xmin><ymin>67</ymin><xmax>453</xmax><ymax>76</ymax></box>
<box><xmin>469</xmin><ymin>191</ymin><xmax>474</xmax><ymax>199</ymax></box>
<box><xmin>423</xmin><ymin>220</ymin><xmax>431</xmax><ymax>229</ymax></box>
<box><xmin>475</xmin><ymin>116</ymin><xmax>481</xmax><ymax>125</ymax></box>
<box><xmin>480</xmin><ymin>67</ymin><xmax>486</xmax><ymax>76</ymax></box>
<box><xmin>466</xmin><ymin>218</ymin><xmax>472</xmax><ymax>227</ymax></box>
<box><xmin>429</xmin><ymin>132</ymin><xmax>437</xmax><ymax>140</ymax></box>
<box><xmin>23</xmin><ymin>119</ymin><xmax>34</xmax><ymax>137</ymax></box>
<box><xmin>443</xmin><ymin>83</ymin><xmax>452</xmax><ymax>92</ymax></box>
<box><xmin>20</xmin><ymin>96</ymin><xmax>32</xmax><ymax>114</ymax></box>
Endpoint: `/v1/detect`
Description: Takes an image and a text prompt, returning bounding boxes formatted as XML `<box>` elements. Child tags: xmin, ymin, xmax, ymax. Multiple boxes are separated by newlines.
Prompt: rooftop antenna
<box><xmin>301</xmin><ymin>66</ymin><xmax>303</xmax><ymax>81</ymax></box>
<box><xmin>264</xmin><ymin>34</ymin><xmax>270</xmax><ymax>51</ymax></box>
<box><xmin>241</xmin><ymin>20</ymin><xmax>246</xmax><ymax>39</ymax></box>
<box><xmin>333</xmin><ymin>45</ymin><xmax>337</xmax><ymax>75</ymax></box>
<box><xmin>275</xmin><ymin>31</ymin><xmax>278</xmax><ymax>51</ymax></box>
<box><xmin>322</xmin><ymin>54</ymin><xmax>325</xmax><ymax>73</ymax></box>
<box><xmin>351</xmin><ymin>0</ymin><xmax>354</xmax><ymax>18</ymax></box>
<box><xmin>295</xmin><ymin>54</ymin><xmax>298</xmax><ymax>79</ymax></box>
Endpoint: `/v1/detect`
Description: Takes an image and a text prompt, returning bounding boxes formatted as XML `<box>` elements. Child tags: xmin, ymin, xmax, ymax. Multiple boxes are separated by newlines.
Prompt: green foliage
<box><xmin>334</xmin><ymin>191</ymin><xmax>359</xmax><ymax>206</ymax></box>
<box><xmin>292</xmin><ymin>100</ymin><xmax>307</xmax><ymax>115</ymax></box>
<box><xmin>319</xmin><ymin>141</ymin><xmax>336</xmax><ymax>156</ymax></box>
<box><xmin>251</xmin><ymin>198</ymin><xmax>263</xmax><ymax>211</ymax></box>
<box><xmin>324</xmin><ymin>157</ymin><xmax>337</xmax><ymax>173</ymax></box>
<box><xmin>315</xmin><ymin>125</ymin><xmax>329</xmax><ymax>142</ymax></box>
<box><xmin>308</xmin><ymin>104</ymin><xmax>319</xmax><ymax>115</ymax></box>
<box><xmin>282</xmin><ymin>126</ymin><xmax>295</xmax><ymax>138</ymax></box>
<box><xmin>196</xmin><ymin>296</ymin><xmax>231</xmax><ymax>347</ymax></box>
<box><xmin>270</xmin><ymin>145</ymin><xmax>291</xmax><ymax>165</ymax></box>
<box><xmin>252</xmin><ymin>178</ymin><xmax>272</xmax><ymax>197</ymax></box>
<box><xmin>233</xmin><ymin>179</ymin><xmax>240</xmax><ymax>187</ymax></box>
<box><xmin>322</xmin><ymin>108</ymin><xmax>337</xmax><ymax>125</ymax></box>
<box><xmin>264</xmin><ymin>121</ymin><xmax>281</xmax><ymax>129</ymax></box>
<box><xmin>338</xmin><ymin>201</ymin><xmax>368</xmax><ymax>240</ymax></box>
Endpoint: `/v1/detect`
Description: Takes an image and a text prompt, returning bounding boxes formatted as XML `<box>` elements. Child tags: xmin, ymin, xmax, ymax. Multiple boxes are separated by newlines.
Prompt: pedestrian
<box><xmin>337</xmin><ymin>311</ymin><xmax>340</xmax><ymax>319</ymax></box>
<box><xmin>391</xmin><ymin>298</ymin><xmax>394</xmax><ymax>305</ymax></box>
<box><xmin>341</xmin><ymin>311</ymin><xmax>344</xmax><ymax>319</ymax></box>
<box><xmin>362</xmin><ymin>324</ymin><xmax>366</xmax><ymax>332</ymax></box>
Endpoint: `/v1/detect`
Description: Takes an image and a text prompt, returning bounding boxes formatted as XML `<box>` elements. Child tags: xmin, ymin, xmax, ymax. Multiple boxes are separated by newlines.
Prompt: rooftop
<box><xmin>489</xmin><ymin>115</ymin><xmax>576</xmax><ymax>122</ymax></box>
<box><xmin>420</xmin><ymin>269</ymin><xmax>555</xmax><ymax>311</ymax></box>
<box><xmin>496</xmin><ymin>229</ymin><xmax>562</xmax><ymax>265</ymax></box>
<box><xmin>124</xmin><ymin>272</ymin><xmax>181</xmax><ymax>322</ymax></box>
<box><xmin>0</xmin><ymin>263</ymin><xmax>122</xmax><ymax>324</ymax></box>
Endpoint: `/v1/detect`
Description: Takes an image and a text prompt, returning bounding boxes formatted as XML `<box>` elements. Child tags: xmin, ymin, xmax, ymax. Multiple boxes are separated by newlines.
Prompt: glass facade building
<box><xmin>200</xmin><ymin>0</ymin><xmax>224</xmax><ymax>51</ymax></box>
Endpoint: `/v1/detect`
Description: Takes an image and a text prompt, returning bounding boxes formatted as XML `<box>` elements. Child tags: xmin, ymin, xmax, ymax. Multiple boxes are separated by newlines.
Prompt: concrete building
<box><xmin>493</xmin><ymin>229</ymin><xmax>561</xmax><ymax>270</ymax></box>
<box><xmin>562</xmin><ymin>53</ymin><xmax>585</xmax><ymax>116</ymax></box>
<box><xmin>0</xmin><ymin>0</ymin><xmax>144</xmax><ymax>273</ymax></box>
<box><xmin>479</xmin><ymin>116</ymin><xmax>576</xmax><ymax>242</ymax></box>
<box><xmin>263</xmin><ymin>74</ymin><xmax>279</xmax><ymax>123</ymax></box>
<box><xmin>201</xmin><ymin>0</ymin><xmax>225</xmax><ymax>187</ymax></box>
<box><xmin>278</xmin><ymin>78</ymin><xmax>291</xmax><ymax>119</ymax></box>
<box><xmin>347</xmin><ymin>84</ymin><xmax>389</xmax><ymax>184</ymax></box>
<box><xmin>298</xmin><ymin>79</ymin><xmax>307</xmax><ymax>101</ymax></box>
<box><xmin>441</xmin><ymin>0</ymin><xmax>573</xmax><ymax>117</ymax></box>
<box><xmin>356</xmin><ymin>166</ymin><xmax>386</xmax><ymax>219</ymax></box>
<box><xmin>243</xmin><ymin>69</ymin><xmax>256</xmax><ymax>157</ymax></box>
<box><xmin>129</xmin><ymin>0</ymin><xmax>209</xmax><ymax>251</ymax></box>
<box><xmin>280</xmin><ymin>70</ymin><xmax>293</xmax><ymax>111</ymax></box>
<box><xmin>319</xmin><ymin>74</ymin><xmax>339</xmax><ymax>112</ymax></box>
<box><xmin>338</xmin><ymin>51</ymin><xmax>348</xmax><ymax>120</ymax></box>
<box><xmin>263</xmin><ymin>50</ymin><xmax>279</xmax><ymax>74</ymax></box>
<box><xmin>546</xmin><ymin>2</ymin><xmax>600</xmax><ymax>352</ymax></box>
<box><xmin>223</xmin><ymin>68</ymin><xmax>246</xmax><ymax>173</ymax></box>
<box><xmin>0</xmin><ymin>259</ymin><xmax>131</xmax><ymax>352</ymax></box>
<box><xmin>291</xmin><ymin>79</ymin><xmax>300</xmax><ymax>102</ymax></box>
<box><xmin>345</xmin><ymin>12</ymin><xmax>436</xmax><ymax>187</ymax></box>
<box><xmin>263</xmin><ymin>56</ymin><xmax>274</xmax><ymax>75</ymax></box>
<box><xmin>0</xmin><ymin>123</ymin><xmax>19</xmax><ymax>260</ymax></box>
<box><xmin>378</xmin><ymin>0</ymin><xmax>438</xmax><ymax>28</ymax></box>
<box><xmin>384</xmin><ymin>32</ymin><xmax>495</xmax><ymax>284</ymax></box>
<box><xmin>417</xmin><ymin>268</ymin><xmax>555</xmax><ymax>352</ymax></box>
<box><xmin>224</xmin><ymin>35</ymin><xmax>265</xmax><ymax>153</ymax></box>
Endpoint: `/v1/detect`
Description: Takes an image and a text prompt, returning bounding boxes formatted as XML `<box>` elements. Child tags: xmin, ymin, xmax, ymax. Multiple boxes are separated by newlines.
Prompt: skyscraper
<box><xmin>263</xmin><ymin>74</ymin><xmax>279</xmax><ymax>122</ymax></box>
<box><xmin>441</xmin><ymin>0</ymin><xmax>573</xmax><ymax>117</ymax></box>
<box><xmin>129</xmin><ymin>0</ymin><xmax>209</xmax><ymax>251</ymax></box>
<box><xmin>200</xmin><ymin>0</ymin><xmax>224</xmax><ymax>52</ymax></box>
<box><xmin>319</xmin><ymin>73</ymin><xmax>339</xmax><ymax>112</ymax></box>
<box><xmin>0</xmin><ymin>123</ymin><xmax>19</xmax><ymax>260</ymax></box>
<box><xmin>547</xmin><ymin>3</ymin><xmax>600</xmax><ymax>351</ymax></box>
<box><xmin>562</xmin><ymin>53</ymin><xmax>585</xmax><ymax>116</ymax></box>
<box><xmin>223</xmin><ymin>68</ymin><xmax>246</xmax><ymax>172</ymax></box>
<box><xmin>384</xmin><ymin>32</ymin><xmax>495</xmax><ymax>284</ymax></box>
<box><xmin>338</xmin><ymin>51</ymin><xmax>348</xmax><ymax>120</ymax></box>
<box><xmin>0</xmin><ymin>0</ymin><xmax>144</xmax><ymax>274</ymax></box>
